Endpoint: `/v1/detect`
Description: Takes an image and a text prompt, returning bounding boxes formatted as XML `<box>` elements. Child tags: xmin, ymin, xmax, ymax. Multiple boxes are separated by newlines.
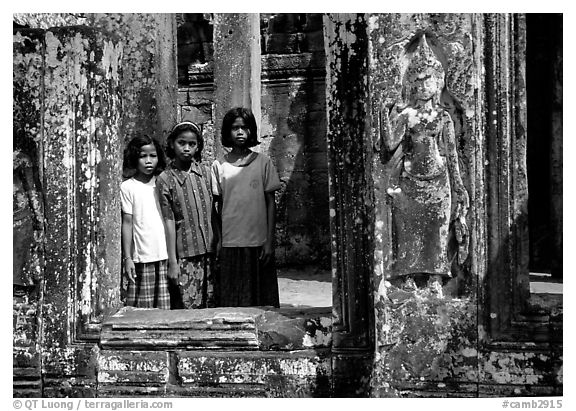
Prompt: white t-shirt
<box><xmin>211</xmin><ymin>153</ymin><xmax>281</xmax><ymax>247</ymax></box>
<box><xmin>120</xmin><ymin>176</ymin><xmax>168</xmax><ymax>263</ymax></box>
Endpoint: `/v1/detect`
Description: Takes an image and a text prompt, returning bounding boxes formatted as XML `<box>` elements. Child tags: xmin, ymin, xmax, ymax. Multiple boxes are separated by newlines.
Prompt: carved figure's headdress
<box><xmin>404</xmin><ymin>34</ymin><xmax>444</xmax><ymax>82</ymax></box>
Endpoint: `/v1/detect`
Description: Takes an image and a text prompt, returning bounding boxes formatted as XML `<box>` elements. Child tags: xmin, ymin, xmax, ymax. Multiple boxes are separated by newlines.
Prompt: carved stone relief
<box><xmin>381</xmin><ymin>33</ymin><xmax>469</xmax><ymax>287</ymax></box>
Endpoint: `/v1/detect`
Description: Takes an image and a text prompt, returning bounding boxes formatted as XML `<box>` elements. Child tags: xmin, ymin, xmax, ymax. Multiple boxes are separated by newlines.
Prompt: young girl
<box><xmin>156</xmin><ymin>121</ymin><xmax>215</xmax><ymax>309</ymax></box>
<box><xmin>212</xmin><ymin>107</ymin><xmax>282</xmax><ymax>307</ymax></box>
<box><xmin>120</xmin><ymin>135</ymin><xmax>170</xmax><ymax>309</ymax></box>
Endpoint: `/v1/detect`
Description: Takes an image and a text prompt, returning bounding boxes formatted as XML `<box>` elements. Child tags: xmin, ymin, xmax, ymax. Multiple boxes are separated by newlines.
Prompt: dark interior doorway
<box><xmin>526</xmin><ymin>13</ymin><xmax>563</xmax><ymax>281</ymax></box>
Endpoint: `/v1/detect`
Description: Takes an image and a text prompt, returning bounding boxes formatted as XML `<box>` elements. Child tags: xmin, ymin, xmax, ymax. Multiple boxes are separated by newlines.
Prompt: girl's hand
<box><xmin>259</xmin><ymin>242</ymin><xmax>273</xmax><ymax>266</ymax></box>
<box><xmin>124</xmin><ymin>259</ymin><xmax>136</xmax><ymax>284</ymax></box>
<box><xmin>215</xmin><ymin>239</ymin><xmax>222</xmax><ymax>258</ymax></box>
<box><xmin>167</xmin><ymin>259</ymin><xmax>180</xmax><ymax>281</ymax></box>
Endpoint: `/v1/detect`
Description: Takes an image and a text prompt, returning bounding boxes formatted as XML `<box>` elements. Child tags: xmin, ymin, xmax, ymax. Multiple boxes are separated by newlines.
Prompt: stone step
<box><xmin>13</xmin><ymin>372</ymin><xmax>42</xmax><ymax>398</ymax></box>
<box><xmin>13</xmin><ymin>367</ymin><xmax>41</xmax><ymax>378</ymax></box>
<box><xmin>167</xmin><ymin>384</ymin><xmax>268</xmax><ymax>397</ymax></box>
<box><xmin>101</xmin><ymin>307</ymin><xmax>262</xmax><ymax>350</ymax></box>
<box><xmin>12</xmin><ymin>388</ymin><xmax>42</xmax><ymax>398</ymax></box>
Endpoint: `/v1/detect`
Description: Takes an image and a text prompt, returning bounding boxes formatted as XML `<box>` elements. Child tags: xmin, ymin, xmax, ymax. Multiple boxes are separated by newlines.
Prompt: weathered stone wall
<box><xmin>13</xmin><ymin>29</ymin><xmax>45</xmax><ymax>397</ymax></box>
<box><xmin>91</xmin><ymin>13</ymin><xmax>178</xmax><ymax>147</ymax></box>
<box><xmin>261</xmin><ymin>14</ymin><xmax>329</xmax><ymax>267</ymax></box>
<box><xmin>13</xmin><ymin>20</ymin><xmax>125</xmax><ymax>398</ymax></box>
<box><xmin>13</xmin><ymin>13</ymin><xmax>178</xmax><ymax>169</ymax></box>
<box><xmin>97</xmin><ymin>349</ymin><xmax>332</xmax><ymax>397</ymax></box>
<box><xmin>13</xmin><ymin>13</ymin><xmax>177</xmax><ymax>387</ymax></box>
<box><xmin>365</xmin><ymin>13</ymin><xmax>561</xmax><ymax>397</ymax></box>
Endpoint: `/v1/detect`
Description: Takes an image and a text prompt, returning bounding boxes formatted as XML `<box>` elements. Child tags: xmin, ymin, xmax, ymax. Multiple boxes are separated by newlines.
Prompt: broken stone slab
<box><xmin>257</xmin><ymin>307</ymin><xmax>332</xmax><ymax>350</ymax></box>
<box><xmin>100</xmin><ymin>306</ymin><xmax>332</xmax><ymax>351</ymax></box>
<box><xmin>101</xmin><ymin>307</ymin><xmax>262</xmax><ymax>350</ymax></box>
<box><xmin>103</xmin><ymin>306</ymin><xmax>261</xmax><ymax>328</ymax></box>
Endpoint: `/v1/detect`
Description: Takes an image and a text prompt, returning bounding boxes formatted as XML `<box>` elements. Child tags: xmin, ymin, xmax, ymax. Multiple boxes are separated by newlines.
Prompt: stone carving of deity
<box><xmin>381</xmin><ymin>34</ymin><xmax>469</xmax><ymax>287</ymax></box>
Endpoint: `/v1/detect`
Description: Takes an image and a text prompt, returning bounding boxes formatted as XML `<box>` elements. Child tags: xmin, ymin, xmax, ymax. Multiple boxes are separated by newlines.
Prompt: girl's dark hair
<box><xmin>221</xmin><ymin>107</ymin><xmax>259</xmax><ymax>148</ymax></box>
<box><xmin>124</xmin><ymin>135</ymin><xmax>166</xmax><ymax>175</ymax></box>
<box><xmin>166</xmin><ymin>121</ymin><xmax>203</xmax><ymax>161</ymax></box>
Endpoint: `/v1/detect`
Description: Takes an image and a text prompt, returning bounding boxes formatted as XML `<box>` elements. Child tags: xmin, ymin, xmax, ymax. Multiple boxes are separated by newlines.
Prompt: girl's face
<box><xmin>171</xmin><ymin>131</ymin><xmax>199</xmax><ymax>161</ymax></box>
<box><xmin>137</xmin><ymin>144</ymin><xmax>158</xmax><ymax>176</ymax></box>
<box><xmin>230</xmin><ymin>117</ymin><xmax>250</xmax><ymax>148</ymax></box>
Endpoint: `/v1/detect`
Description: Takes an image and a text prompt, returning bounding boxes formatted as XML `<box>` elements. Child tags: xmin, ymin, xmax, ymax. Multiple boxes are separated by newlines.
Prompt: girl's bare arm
<box><xmin>121</xmin><ymin>212</ymin><xmax>136</xmax><ymax>283</ymax></box>
<box><xmin>260</xmin><ymin>191</ymin><xmax>276</xmax><ymax>265</ymax></box>
<box><xmin>164</xmin><ymin>219</ymin><xmax>179</xmax><ymax>280</ymax></box>
<box><xmin>212</xmin><ymin>195</ymin><xmax>222</xmax><ymax>253</ymax></box>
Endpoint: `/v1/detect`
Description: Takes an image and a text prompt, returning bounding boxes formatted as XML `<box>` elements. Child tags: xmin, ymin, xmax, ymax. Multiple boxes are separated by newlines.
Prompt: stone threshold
<box><xmin>101</xmin><ymin>306</ymin><xmax>332</xmax><ymax>351</ymax></box>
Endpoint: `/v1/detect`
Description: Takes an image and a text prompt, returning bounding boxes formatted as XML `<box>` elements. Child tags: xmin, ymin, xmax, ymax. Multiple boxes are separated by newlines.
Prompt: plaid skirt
<box><xmin>217</xmin><ymin>247</ymin><xmax>279</xmax><ymax>308</ymax></box>
<box><xmin>168</xmin><ymin>254</ymin><xmax>215</xmax><ymax>309</ymax></box>
<box><xmin>126</xmin><ymin>260</ymin><xmax>170</xmax><ymax>309</ymax></box>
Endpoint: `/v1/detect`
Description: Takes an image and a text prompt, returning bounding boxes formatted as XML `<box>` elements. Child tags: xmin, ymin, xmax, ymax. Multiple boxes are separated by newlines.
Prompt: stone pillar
<box><xmin>32</xmin><ymin>26</ymin><xmax>122</xmax><ymax>394</ymax></box>
<box><xmin>213</xmin><ymin>13</ymin><xmax>261</xmax><ymax>156</ymax></box>
<box><xmin>323</xmin><ymin>13</ymin><xmax>373</xmax><ymax>397</ymax></box>
<box><xmin>92</xmin><ymin>13</ymin><xmax>178</xmax><ymax>146</ymax></box>
<box><xmin>12</xmin><ymin>13</ymin><xmax>179</xmax><ymax>149</ymax></box>
<box><xmin>13</xmin><ymin>28</ymin><xmax>45</xmax><ymax>398</ymax></box>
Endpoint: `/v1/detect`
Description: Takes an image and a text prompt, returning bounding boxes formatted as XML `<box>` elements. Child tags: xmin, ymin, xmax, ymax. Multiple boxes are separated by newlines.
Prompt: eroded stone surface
<box><xmin>257</xmin><ymin>307</ymin><xmax>332</xmax><ymax>350</ymax></box>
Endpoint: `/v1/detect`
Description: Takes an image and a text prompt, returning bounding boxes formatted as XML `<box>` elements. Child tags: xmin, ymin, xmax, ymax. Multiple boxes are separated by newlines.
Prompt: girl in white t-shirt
<box><xmin>212</xmin><ymin>108</ymin><xmax>282</xmax><ymax>307</ymax></box>
<box><xmin>120</xmin><ymin>135</ymin><xmax>170</xmax><ymax>309</ymax></box>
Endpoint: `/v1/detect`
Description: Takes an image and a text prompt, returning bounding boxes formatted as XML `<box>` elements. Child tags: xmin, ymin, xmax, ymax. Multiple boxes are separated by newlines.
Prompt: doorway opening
<box><xmin>174</xmin><ymin>13</ymin><xmax>332</xmax><ymax>310</ymax></box>
<box><xmin>526</xmin><ymin>13</ymin><xmax>562</xmax><ymax>295</ymax></box>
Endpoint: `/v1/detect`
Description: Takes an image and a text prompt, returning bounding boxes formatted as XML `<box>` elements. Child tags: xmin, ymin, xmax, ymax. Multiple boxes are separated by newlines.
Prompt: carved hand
<box><xmin>380</xmin><ymin>104</ymin><xmax>406</xmax><ymax>153</ymax></box>
<box><xmin>454</xmin><ymin>185</ymin><xmax>470</xmax><ymax>220</ymax></box>
<box><xmin>453</xmin><ymin>186</ymin><xmax>470</xmax><ymax>263</ymax></box>
<box><xmin>454</xmin><ymin>216</ymin><xmax>469</xmax><ymax>263</ymax></box>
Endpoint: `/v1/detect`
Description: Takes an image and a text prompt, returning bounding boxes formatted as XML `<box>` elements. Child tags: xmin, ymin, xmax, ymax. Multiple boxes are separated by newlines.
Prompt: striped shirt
<box><xmin>156</xmin><ymin>162</ymin><xmax>214</xmax><ymax>259</ymax></box>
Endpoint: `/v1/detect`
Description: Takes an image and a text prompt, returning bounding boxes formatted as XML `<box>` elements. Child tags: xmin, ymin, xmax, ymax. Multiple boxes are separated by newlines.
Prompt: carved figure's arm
<box><xmin>442</xmin><ymin>112</ymin><xmax>469</xmax><ymax>217</ymax></box>
<box><xmin>380</xmin><ymin>104</ymin><xmax>406</xmax><ymax>153</ymax></box>
<box><xmin>442</xmin><ymin>111</ymin><xmax>470</xmax><ymax>262</ymax></box>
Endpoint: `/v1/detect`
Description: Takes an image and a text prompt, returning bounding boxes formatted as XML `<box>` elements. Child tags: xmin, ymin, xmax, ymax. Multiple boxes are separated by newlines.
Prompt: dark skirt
<box><xmin>217</xmin><ymin>247</ymin><xmax>279</xmax><ymax>307</ymax></box>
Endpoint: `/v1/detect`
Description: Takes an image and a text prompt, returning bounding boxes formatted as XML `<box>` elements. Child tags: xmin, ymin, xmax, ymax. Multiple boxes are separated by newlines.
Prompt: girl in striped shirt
<box><xmin>156</xmin><ymin>122</ymin><xmax>216</xmax><ymax>309</ymax></box>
